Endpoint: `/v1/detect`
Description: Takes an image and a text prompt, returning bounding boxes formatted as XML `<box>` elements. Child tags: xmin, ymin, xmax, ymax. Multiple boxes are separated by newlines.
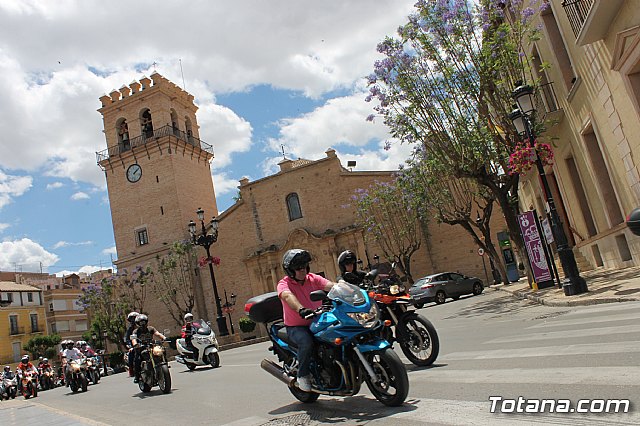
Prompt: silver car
<box><xmin>409</xmin><ymin>272</ymin><xmax>484</xmax><ymax>308</ymax></box>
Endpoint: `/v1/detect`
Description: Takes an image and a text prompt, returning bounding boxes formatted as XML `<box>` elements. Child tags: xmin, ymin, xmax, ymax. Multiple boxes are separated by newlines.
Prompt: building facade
<box><xmin>0</xmin><ymin>282</ymin><xmax>46</xmax><ymax>364</ymax></box>
<box><xmin>516</xmin><ymin>0</ymin><xmax>640</xmax><ymax>270</ymax></box>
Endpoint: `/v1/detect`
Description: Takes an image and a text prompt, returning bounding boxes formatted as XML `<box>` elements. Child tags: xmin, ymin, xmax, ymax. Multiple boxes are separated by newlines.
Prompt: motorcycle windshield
<box><xmin>196</xmin><ymin>320</ymin><xmax>212</xmax><ymax>335</ymax></box>
<box><xmin>327</xmin><ymin>281</ymin><xmax>366</xmax><ymax>306</ymax></box>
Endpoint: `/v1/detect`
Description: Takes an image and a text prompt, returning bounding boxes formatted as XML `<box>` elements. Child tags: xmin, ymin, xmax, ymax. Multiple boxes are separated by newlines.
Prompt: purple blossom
<box><xmin>366</xmin><ymin>114</ymin><xmax>375</xmax><ymax>122</ymax></box>
<box><xmin>384</xmin><ymin>141</ymin><xmax>392</xmax><ymax>151</ymax></box>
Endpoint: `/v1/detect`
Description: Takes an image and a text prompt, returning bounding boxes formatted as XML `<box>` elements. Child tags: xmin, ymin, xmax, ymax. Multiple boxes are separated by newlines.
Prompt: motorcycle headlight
<box><xmin>86</xmin><ymin>360</ymin><xmax>92</xmax><ymax>366</ymax></box>
<box><xmin>346</xmin><ymin>302</ymin><xmax>379</xmax><ymax>328</ymax></box>
<box><xmin>152</xmin><ymin>345</ymin><xmax>164</xmax><ymax>357</ymax></box>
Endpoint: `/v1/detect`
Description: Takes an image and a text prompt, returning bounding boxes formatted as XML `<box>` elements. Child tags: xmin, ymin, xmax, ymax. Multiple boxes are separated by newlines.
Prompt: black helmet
<box><xmin>127</xmin><ymin>311</ymin><xmax>140</xmax><ymax>323</ymax></box>
<box><xmin>67</xmin><ymin>341</ymin><xmax>75</xmax><ymax>349</ymax></box>
<box><xmin>337</xmin><ymin>250</ymin><xmax>358</xmax><ymax>275</ymax></box>
<box><xmin>135</xmin><ymin>314</ymin><xmax>148</xmax><ymax>327</ymax></box>
<box><xmin>282</xmin><ymin>249</ymin><xmax>312</xmax><ymax>279</ymax></box>
<box><xmin>21</xmin><ymin>355</ymin><xmax>29</xmax><ymax>363</ymax></box>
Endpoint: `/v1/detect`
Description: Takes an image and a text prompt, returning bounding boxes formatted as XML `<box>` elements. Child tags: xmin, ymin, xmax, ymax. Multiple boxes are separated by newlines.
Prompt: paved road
<box><xmin>2</xmin><ymin>289</ymin><xmax>638</xmax><ymax>425</ymax></box>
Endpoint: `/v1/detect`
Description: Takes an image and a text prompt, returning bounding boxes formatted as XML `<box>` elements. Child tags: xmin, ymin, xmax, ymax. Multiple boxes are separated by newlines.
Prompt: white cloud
<box><xmin>213</xmin><ymin>172</ymin><xmax>242</xmax><ymax>197</ymax></box>
<box><xmin>198</xmin><ymin>103</ymin><xmax>253</xmax><ymax>168</ymax></box>
<box><xmin>71</xmin><ymin>191</ymin><xmax>89</xmax><ymax>200</ymax></box>
<box><xmin>0</xmin><ymin>169</ymin><xmax>32</xmax><ymax>209</ymax></box>
<box><xmin>0</xmin><ymin>223</ymin><xmax>9</xmax><ymax>232</ymax></box>
<box><xmin>54</xmin><ymin>265</ymin><xmax>104</xmax><ymax>278</ymax></box>
<box><xmin>46</xmin><ymin>182</ymin><xmax>64</xmax><ymax>190</ymax></box>
<box><xmin>0</xmin><ymin>238</ymin><xmax>59</xmax><ymax>272</ymax></box>
<box><xmin>101</xmin><ymin>246</ymin><xmax>116</xmax><ymax>256</ymax></box>
<box><xmin>52</xmin><ymin>240</ymin><xmax>92</xmax><ymax>249</ymax></box>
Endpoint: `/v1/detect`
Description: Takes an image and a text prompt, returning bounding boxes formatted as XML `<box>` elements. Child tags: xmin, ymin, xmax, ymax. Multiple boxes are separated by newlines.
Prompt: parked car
<box><xmin>409</xmin><ymin>272</ymin><xmax>484</xmax><ymax>308</ymax></box>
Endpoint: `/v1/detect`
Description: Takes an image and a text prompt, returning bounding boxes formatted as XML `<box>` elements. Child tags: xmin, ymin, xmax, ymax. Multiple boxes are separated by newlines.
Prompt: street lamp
<box><xmin>222</xmin><ymin>290</ymin><xmax>237</xmax><ymax>334</ymax></box>
<box><xmin>476</xmin><ymin>213</ymin><xmax>490</xmax><ymax>286</ymax></box>
<box><xmin>509</xmin><ymin>82</ymin><xmax>588</xmax><ymax>296</ymax></box>
<box><xmin>101</xmin><ymin>331</ymin><xmax>108</xmax><ymax>376</ymax></box>
<box><xmin>188</xmin><ymin>208</ymin><xmax>230</xmax><ymax>336</ymax></box>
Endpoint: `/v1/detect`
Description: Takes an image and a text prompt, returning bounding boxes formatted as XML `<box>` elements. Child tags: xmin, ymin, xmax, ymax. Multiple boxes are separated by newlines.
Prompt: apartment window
<box><xmin>30</xmin><ymin>314</ymin><xmax>38</xmax><ymax>332</ymax></box>
<box><xmin>541</xmin><ymin>5</ymin><xmax>576</xmax><ymax>91</ymax></box>
<box><xmin>27</xmin><ymin>292</ymin><xmax>33</xmax><ymax>302</ymax></box>
<box><xmin>286</xmin><ymin>193</ymin><xmax>303</xmax><ymax>221</ymax></box>
<box><xmin>137</xmin><ymin>228</ymin><xmax>149</xmax><ymax>246</ymax></box>
<box><xmin>51</xmin><ymin>323</ymin><xmax>57</xmax><ymax>333</ymax></box>
<box><xmin>9</xmin><ymin>315</ymin><xmax>19</xmax><ymax>334</ymax></box>
<box><xmin>56</xmin><ymin>321</ymin><xmax>70</xmax><ymax>332</ymax></box>
<box><xmin>75</xmin><ymin>320</ymin><xmax>88</xmax><ymax>331</ymax></box>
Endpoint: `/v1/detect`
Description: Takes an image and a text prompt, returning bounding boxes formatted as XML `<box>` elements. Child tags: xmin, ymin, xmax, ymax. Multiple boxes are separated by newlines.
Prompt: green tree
<box><xmin>352</xmin><ymin>179</ymin><xmax>424</xmax><ymax>284</ymax></box>
<box><xmin>366</xmin><ymin>0</ymin><xmax>550</xmax><ymax>281</ymax></box>
<box><xmin>23</xmin><ymin>334</ymin><xmax>62</xmax><ymax>360</ymax></box>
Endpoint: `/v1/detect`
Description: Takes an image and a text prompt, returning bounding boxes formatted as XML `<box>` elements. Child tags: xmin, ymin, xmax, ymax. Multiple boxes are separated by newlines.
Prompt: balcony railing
<box><xmin>561</xmin><ymin>0</ymin><xmax>594</xmax><ymax>38</ymax></box>
<box><xmin>532</xmin><ymin>82</ymin><xmax>560</xmax><ymax>125</ymax></box>
<box><xmin>96</xmin><ymin>124</ymin><xmax>214</xmax><ymax>167</ymax></box>
<box><xmin>9</xmin><ymin>326</ymin><xmax>24</xmax><ymax>335</ymax></box>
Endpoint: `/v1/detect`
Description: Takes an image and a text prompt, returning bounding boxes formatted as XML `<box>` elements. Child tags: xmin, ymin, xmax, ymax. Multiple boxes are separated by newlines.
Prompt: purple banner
<box><xmin>518</xmin><ymin>211</ymin><xmax>552</xmax><ymax>283</ymax></box>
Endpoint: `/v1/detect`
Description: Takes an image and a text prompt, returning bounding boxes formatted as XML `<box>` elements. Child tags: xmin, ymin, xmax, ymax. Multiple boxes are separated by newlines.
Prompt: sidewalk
<box><xmin>492</xmin><ymin>266</ymin><xmax>640</xmax><ymax>306</ymax></box>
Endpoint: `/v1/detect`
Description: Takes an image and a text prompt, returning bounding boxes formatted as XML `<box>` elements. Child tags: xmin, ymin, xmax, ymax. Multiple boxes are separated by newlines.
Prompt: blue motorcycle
<box><xmin>245</xmin><ymin>281</ymin><xmax>409</xmax><ymax>406</ymax></box>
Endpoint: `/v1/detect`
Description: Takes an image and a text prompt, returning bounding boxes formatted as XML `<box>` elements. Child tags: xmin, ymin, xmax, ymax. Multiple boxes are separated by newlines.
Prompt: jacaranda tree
<box><xmin>366</xmin><ymin>0</ymin><xmax>550</xmax><ymax>281</ymax></box>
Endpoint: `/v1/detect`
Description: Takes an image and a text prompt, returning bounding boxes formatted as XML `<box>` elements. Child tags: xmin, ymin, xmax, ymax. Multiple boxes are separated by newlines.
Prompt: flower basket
<box><xmin>508</xmin><ymin>139</ymin><xmax>554</xmax><ymax>175</ymax></box>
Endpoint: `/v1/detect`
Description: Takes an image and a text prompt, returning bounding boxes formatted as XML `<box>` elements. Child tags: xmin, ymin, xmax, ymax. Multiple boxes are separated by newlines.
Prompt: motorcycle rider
<box><xmin>181</xmin><ymin>313</ymin><xmax>202</xmax><ymax>361</ymax></box>
<box><xmin>336</xmin><ymin>250</ymin><xmax>367</xmax><ymax>286</ymax></box>
<box><xmin>2</xmin><ymin>365</ymin><xmax>16</xmax><ymax>397</ymax></box>
<box><xmin>17</xmin><ymin>355</ymin><xmax>38</xmax><ymax>393</ymax></box>
<box><xmin>61</xmin><ymin>340</ymin><xmax>83</xmax><ymax>387</ymax></box>
<box><xmin>77</xmin><ymin>341</ymin><xmax>97</xmax><ymax>357</ymax></box>
<box><xmin>130</xmin><ymin>314</ymin><xmax>166</xmax><ymax>383</ymax></box>
<box><xmin>124</xmin><ymin>311</ymin><xmax>139</xmax><ymax>377</ymax></box>
<box><xmin>277</xmin><ymin>249</ymin><xmax>336</xmax><ymax>392</ymax></box>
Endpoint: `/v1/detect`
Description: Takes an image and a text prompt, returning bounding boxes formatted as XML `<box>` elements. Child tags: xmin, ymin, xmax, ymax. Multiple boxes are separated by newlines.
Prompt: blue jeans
<box><xmin>287</xmin><ymin>326</ymin><xmax>314</xmax><ymax>378</ymax></box>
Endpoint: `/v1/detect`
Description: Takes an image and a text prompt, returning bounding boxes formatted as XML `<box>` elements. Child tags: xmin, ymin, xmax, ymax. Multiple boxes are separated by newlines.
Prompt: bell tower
<box><xmin>96</xmin><ymin>72</ymin><xmax>217</xmax><ymax>321</ymax></box>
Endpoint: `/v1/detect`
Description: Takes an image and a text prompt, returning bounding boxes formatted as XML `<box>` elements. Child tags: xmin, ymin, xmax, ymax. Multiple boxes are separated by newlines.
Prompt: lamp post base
<box><xmin>216</xmin><ymin>315</ymin><xmax>230</xmax><ymax>337</ymax></box>
<box><xmin>562</xmin><ymin>276</ymin><xmax>588</xmax><ymax>296</ymax></box>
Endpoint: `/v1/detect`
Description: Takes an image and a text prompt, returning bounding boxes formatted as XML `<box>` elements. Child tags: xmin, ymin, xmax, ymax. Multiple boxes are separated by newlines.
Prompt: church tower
<box><xmin>96</xmin><ymin>72</ymin><xmax>217</xmax><ymax>323</ymax></box>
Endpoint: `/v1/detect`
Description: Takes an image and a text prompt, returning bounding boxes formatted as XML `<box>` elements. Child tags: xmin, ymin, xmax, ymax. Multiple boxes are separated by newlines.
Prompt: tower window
<box><xmin>286</xmin><ymin>193</ymin><xmax>303</xmax><ymax>221</ymax></box>
<box><xmin>137</xmin><ymin>228</ymin><xmax>149</xmax><ymax>246</ymax></box>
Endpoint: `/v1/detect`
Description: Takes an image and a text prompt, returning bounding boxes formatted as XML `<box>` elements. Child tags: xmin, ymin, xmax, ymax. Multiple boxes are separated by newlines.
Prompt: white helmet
<box><xmin>184</xmin><ymin>313</ymin><xmax>194</xmax><ymax>322</ymax></box>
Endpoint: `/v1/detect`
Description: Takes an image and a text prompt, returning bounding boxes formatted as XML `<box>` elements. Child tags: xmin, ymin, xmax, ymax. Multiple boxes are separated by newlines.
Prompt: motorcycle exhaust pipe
<box><xmin>260</xmin><ymin>359</ymin><xmax>294</xmax><ymax>386</ymax></box>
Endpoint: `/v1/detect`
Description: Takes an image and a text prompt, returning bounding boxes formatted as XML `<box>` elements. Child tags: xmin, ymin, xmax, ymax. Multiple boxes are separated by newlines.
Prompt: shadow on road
<box><xmin>267</xmin><ymin>395</ymin><xmax>418</xmax><ymax>424</ymax></box>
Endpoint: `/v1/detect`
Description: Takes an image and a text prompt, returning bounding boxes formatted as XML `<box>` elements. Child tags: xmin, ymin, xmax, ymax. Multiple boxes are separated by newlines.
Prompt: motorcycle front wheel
<box><xmin>364</xmin><ymin>347</ymin><xmax>409</xmax><ymax>407</ymax></box>
<box><xmin>208</xmin><ymin>352</ymin><xmax>220</xmax><ymax>368</ymax></box>
<box><xmin>397</xmin><ymin>313</ymin><xmax>440</xmax><ymax>366</ymax></box>
<box><xmin>80</xmin><ymin>373</ymin><xmax>88</xmax><ymax>392</ymax></box>
<box><xmin>157</xmin><ymin>365</ymin><xmax>172</xmax><ymax>394</ymax></box>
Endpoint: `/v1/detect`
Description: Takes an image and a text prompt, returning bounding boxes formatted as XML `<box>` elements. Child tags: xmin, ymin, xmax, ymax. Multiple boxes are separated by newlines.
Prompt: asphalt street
<box><xmin>1</xmin><ymin>289</ymin><xmax>638</xmax><ymax>425</ymax></box>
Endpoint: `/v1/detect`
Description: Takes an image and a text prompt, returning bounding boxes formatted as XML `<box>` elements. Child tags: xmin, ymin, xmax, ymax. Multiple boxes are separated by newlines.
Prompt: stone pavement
<box><xmin>492</xmin><ymin>266</ymin><xmax>640</xmax><ymax>306</ymax></box>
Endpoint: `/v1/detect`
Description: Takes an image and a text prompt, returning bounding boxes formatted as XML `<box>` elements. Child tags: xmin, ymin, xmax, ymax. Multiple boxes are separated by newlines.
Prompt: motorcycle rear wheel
<box><xmin>92</xmin><ymin>371</ymin><xmax>100</xmax><ymax>385</ymax></box>
<box><xmin>289</xmin><ymin>385</ymin><xmax>320</xmax><ymax>403</ymax></box>
<box><xmin>158</xmin><ymin>365</ymin><xmax>172</xmax><ymax>394</ymax></box>
<box><xmin>208</xmin><ymin>352</ymin><xmax>220</xmax><ymax>368</ymax></box>
<box><xmin>70</xmin><ymin>379</ymin><xmax>79</xmax><ymax>393</ymax></box>
<box><xmin>364</xmin><ymin>347</ymin><xmax>409</xmax><ymax>407</ymax></box>
<box><xmin>398</xmin><ymin>313</ymin><xmax>440</xmax><ymax>366</ymax></box>
<box><xmin>186</xmin><ymin>363</ymin><xmax>197</xmax><ymax>371</ymax></box>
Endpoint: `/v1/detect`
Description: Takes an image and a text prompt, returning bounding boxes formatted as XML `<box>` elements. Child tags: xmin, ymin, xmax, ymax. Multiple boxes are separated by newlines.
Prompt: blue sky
<box><xmin>0</xmin><ymin>0</ymin><xmax>416</xmax><ymax>276</ymax></box>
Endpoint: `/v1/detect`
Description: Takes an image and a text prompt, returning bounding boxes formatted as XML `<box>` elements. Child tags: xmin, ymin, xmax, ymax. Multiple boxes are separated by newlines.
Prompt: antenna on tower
<box><xmin>179</xmin><ymin>59</ymin><xmax>186</xmax><ymax>91</ymax></box>
<box><xmin>281</xmin><ymin>144</ymin><xmax>286</xmax><ymax>159</ymax></box>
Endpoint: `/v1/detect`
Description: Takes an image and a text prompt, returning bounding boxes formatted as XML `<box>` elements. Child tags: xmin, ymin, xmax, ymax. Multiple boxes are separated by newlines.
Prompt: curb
<box><xmin>493</xmin><ymin>286</ymin><xmax>640</xmax><ymax>306</ymax></box>
<box><xmin>220</xmin><ymin>336</ymin><xmax>269</xmax><ymax>351</ymax></box>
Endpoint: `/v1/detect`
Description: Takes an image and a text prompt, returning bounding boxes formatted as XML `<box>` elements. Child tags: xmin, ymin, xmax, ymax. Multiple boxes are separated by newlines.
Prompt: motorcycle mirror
<box><xmin>310</xmin><ymin>290</ymin><xmax>327</xmax><ymax>302</ymax></box>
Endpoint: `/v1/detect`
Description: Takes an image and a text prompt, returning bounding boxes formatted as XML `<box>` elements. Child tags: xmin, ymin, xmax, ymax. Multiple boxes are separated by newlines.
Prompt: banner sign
<box><xmin>541</xmin><ymin>218</ymin><xmax>554</xmax><ymax>244</ymax></box>
<box><xmin>518</xmin><ymin>211</ymin><xmax>552</xmax><ymax>283</ymax></box>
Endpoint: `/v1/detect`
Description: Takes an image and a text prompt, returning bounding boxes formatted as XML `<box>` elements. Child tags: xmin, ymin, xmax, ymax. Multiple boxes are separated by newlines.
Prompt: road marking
<box><xmin>415</xmin><ymin>366</ymin><xmax>640</xmax><ymax>386</ymax></box>
<box><xmin>442</xmin><ymin>340</ymin><xmax>640</xmax><ymax>360</ymax></box>
<box><xmin>526</xmin><ymin>311</ymin><xmax>640</xmax><ymax>329</ymax></box>
<box><xmin>487</xmin><ymin>324</ymin><xmax>640</xmax><ymax>343</ymax></box>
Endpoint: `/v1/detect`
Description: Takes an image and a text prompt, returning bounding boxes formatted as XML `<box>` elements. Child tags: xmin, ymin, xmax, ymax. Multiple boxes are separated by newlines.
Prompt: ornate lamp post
<box><xmin>509</xmin><ymin>83</ymin><xmax>588</xmax><ymax>296</ymax></box>
<box><xmin>189</xmin><ymin>208</ymin><xmax>229</xmax><ymax>336</ymax></box>
<box><xmin>221</xmin><ymin>290</ymin><xmax>237</xmax><ymax>334</ymax></box>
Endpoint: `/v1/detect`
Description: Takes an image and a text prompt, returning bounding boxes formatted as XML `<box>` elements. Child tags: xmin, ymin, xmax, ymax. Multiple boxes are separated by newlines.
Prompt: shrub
<box><xmin>239</xmin><ymin>316</ymin><xmax>256</xmax><ymax>333</ymax></box>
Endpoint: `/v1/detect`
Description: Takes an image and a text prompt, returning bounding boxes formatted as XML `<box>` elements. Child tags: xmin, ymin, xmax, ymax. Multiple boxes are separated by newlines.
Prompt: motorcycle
<box><xmin>19</xmin><ymin>370</ymin><xmax>38</xmax><ymax>399</ymax></box>
<box><xmin>39</xmin><ymin>366</ymin><xmax>55</xmax><ymax>390</ymax></box>
<box><xmin>1</xmin><ymin>372</ymin><xmax>18</xmax><ymax>400</ymax></box>
<box><xmin>176</xmin><ymin>319</ymin><xmax>220</xmax><ymax>370</ymax></box>
<box><xmin>67</xmin><ymin>358</ymin><xmax>89</xmax><ymax>393</ymax></box>
<box><xmin>137</xmin><ymin>340</ymin><xmax>171</xmax><ymax>394</ymax></box>
<box><xmin>245</xmin><ymin>281</ymin><xmax>409</xmax><ymax>406</ymax></box>
<box><xmin>355</xmin><ymin>267</ymin><xmax>440</xmax><ymax>367</ymax></box>
<box><xmin>85</xmin><ymin>357</ymin><xmax>100</xmax><ymax>385</ymax></box>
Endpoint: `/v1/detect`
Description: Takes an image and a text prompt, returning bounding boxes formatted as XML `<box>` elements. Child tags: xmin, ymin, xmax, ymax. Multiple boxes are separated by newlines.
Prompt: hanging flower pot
<box><xmin>508</xmin><ymin>139</ymin><xmax>554</xmax><ymax>175</ymax></box>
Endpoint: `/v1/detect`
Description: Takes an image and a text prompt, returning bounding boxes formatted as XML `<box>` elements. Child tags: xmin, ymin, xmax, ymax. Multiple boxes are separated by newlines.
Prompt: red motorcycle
<box><xmin>355</xmin><ymin>267</ymin><xmax>439</xmax><ymax>367</ymax></box>
<box><xmin>19</xmin><ymin>371</ymin><xmax>38</xmax><ymax>399</ymax></box>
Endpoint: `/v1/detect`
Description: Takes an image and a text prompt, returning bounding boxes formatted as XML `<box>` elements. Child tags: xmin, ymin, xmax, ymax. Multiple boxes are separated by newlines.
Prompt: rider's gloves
<box><xmin>298</xmin><ymin>307</ymin><xmax>314</xmax><ymax>319</ymax></box>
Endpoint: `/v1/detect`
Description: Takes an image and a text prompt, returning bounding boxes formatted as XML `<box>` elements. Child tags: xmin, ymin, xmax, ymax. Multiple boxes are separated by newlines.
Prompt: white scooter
<box><xmin>175</xmin><ymin>319</ymin><xmax>220</xmax><ymax>370</ymax></box>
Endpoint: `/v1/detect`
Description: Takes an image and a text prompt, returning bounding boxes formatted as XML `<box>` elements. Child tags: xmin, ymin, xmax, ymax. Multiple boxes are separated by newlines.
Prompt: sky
<box><xmin>0</xmin><ymin>0</ymin><xmax>417</xmax><ymax>277</ymax></box>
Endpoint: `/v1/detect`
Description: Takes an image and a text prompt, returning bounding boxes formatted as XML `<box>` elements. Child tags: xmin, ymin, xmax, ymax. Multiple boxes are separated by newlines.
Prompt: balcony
<box><xmin>9</xmin><ymin>326</ymin><xmax>25</xmax><ymax>335</ymax></box>
<box><xmin>96</xmin><ymin>124</ymin><xmax>214</xmax><ymax>169</ymax></box>
<box><xmin>534</xmin><ymin>82</ymin><xmax>561</xmax><ymax>120</ymax></box>
<box><xmin>562</xmin><ymin>0</ymin><xmax>624</xmax><ymax>46</ymax></box>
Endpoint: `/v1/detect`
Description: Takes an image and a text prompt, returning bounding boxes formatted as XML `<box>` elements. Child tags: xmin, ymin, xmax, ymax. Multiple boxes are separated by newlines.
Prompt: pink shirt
<box><xmin>277</xmin><ymin>273</ymin><xmax>329</xmax><ymax>326</ymax></box>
